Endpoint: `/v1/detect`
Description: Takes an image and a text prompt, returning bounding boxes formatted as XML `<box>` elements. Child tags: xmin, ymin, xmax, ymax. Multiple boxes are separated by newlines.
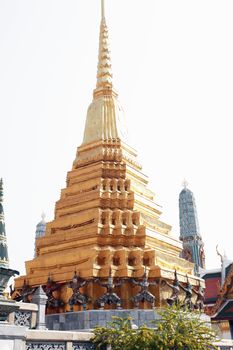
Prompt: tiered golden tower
<box><xmin>15</xmin><ymin>0</ymin><xmax>201</xmax><ymax>311</ymax></box>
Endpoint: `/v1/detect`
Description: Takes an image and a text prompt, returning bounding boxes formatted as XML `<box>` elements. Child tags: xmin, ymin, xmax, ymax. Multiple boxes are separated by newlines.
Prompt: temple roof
<box><xmin>212</xmin><ymin>299</ymin><xmax>233</xmax><ymax>320</ymax></box>
<box><xmin>204</xmin><ymin>262</ymin><xmax>233</xmax><ymax>318</ymax></box>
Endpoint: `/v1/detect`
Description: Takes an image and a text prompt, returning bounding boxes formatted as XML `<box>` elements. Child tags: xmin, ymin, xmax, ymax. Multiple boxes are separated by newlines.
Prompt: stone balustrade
<box><xmin>26</xmin><ymin>329</ymin><xmax>95</xmax><ymax>350</ymax></box>
<box><xmin>8</xmin><ymin>301</ymin><xmax>38</xmax><ymax>329</ymax></box>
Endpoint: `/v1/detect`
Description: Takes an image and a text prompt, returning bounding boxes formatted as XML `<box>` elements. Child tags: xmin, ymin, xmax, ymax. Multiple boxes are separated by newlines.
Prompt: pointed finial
<box><xmin>94</xmin><ymin>0</ymin><xmax>114</xmax><ymax>95</ymax></box>
<box><xmin>101</xmin><ymin>0</ymin><xmax>105</xmax><ymax>21</ymax></box>
<box><xmin>182</xmin><ymin>179</ymin><xmax>189</xmax><ymax>189</ymax></box>
<box><xmin>0</xmin><ymin>178</ymin><xmax>3</xmax><ymax>201</ymax></box>
<box><xmin>216</xmin><ymin>244</ymin><xmax>223</xmax><ymax>264</ymax></box>
<box><xmin>41</xmin><ymin>212</ymin><xmax>46</xmax><ymax>221</ymax></box>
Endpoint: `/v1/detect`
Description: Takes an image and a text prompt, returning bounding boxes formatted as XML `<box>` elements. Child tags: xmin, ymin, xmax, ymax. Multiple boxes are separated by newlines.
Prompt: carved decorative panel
<box><xmin>73</xmin><ymin>342</ymin><xmax>95</xmax><ymax>350</ymax></box>
<box><xmin>26</xmin><ymin>343</ymin><xmax>65</xmax><ymax>350</ymax></box>
<box><xmin>14</xmin><ymin>311</ymin><xmax>31</xmax><ymax>327</ymax></box>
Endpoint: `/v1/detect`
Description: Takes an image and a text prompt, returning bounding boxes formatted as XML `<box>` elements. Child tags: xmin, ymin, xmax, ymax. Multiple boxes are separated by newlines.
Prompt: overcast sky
<box><xmin>1</xmin><ymin>0</ymin><xmax>233</xmax><ymax>275</ymax></box>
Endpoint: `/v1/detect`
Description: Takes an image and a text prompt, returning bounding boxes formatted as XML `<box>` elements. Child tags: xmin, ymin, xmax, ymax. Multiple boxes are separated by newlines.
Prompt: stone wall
<box><xmin>46</xmin><ymin>309</ymin><xmax>160</xmax><ymax>331</ymax></box>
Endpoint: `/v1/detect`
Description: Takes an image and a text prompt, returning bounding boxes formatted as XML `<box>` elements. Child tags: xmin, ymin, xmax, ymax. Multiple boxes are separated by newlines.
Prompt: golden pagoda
<box><xmin>15</xmin><ymin>0</ymin><xmax>202</xmax><ymax>311</ymax></box>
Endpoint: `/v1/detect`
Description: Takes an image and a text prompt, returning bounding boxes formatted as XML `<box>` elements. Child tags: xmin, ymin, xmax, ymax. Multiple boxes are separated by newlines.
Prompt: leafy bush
<box><xmin>92</xmin><ymin>306</ymin><xmax>218</xmax><ymax>350</ymax></box>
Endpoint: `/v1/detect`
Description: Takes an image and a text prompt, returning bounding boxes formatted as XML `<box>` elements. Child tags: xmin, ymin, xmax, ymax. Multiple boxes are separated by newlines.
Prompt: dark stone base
<box><xmin>46</xmin><ymin>309</ymin><xmax>161</xmax><ymax>331</ymax></box>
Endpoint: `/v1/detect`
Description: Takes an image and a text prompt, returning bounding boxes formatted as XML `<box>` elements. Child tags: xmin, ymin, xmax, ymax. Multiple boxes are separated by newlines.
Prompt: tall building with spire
<box><xmin>0</xmin><ymin>179</ymin><xmax>9</xmax><ymax>268</ymax></box>
<box><xmin>179</xmin><ymin>182</ymin><xmax>205</xmax><ymax>275</ymax></box>
<box><xmin>15</xmin><ymin>1</ymin><xmax>202</xmax><ymax>311</ymax></box>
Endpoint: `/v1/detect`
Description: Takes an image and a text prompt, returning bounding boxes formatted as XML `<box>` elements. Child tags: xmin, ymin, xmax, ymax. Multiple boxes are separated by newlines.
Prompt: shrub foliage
<box><xmin>92</xmin><ymin>306</ymin><xmax>218</xmax><ymax>350</ymax></box>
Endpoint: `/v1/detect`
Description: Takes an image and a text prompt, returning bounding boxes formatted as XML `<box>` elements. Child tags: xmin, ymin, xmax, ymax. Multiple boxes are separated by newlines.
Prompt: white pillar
<box><xmin>32</xmin><ymin>286</ymin><xmax>48</xmax><ymax>330</ymax></box>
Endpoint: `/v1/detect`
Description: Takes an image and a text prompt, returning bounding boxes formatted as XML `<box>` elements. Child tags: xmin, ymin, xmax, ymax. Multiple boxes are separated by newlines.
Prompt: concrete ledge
<box><xmin>26</xmin><ymin>329</ymin><xmax>93</xmax><ymax>341</ymax></box>
<box><xmin>0</xmin><ymin>323</ymin><xmax>27</xmax><ymax>339</ymax></box>
<box><xmin>17</xmin><ymin>302</ymin><xmax>38</xmax><ymax>312</ymax></box>
<box><xmin>214</xmin><ymin>339</ymin><xmax>233</xmax><ymax>346</ymax></box>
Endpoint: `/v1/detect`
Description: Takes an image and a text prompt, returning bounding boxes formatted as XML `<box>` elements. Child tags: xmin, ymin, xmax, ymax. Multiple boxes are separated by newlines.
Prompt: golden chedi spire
<box><xmin>82</xmin><ymin>0</ymin><xmax>128</xmax><ymax>145</ymax></box>
<box><xmin>14</xmin><ymin>0</ymin><xmax>202</xmax><ymax>312</ymax></box>
<box><xmin>96</xmin><ymin>0</ymin><xmax>113</xmax><ymax>91</ymax></box>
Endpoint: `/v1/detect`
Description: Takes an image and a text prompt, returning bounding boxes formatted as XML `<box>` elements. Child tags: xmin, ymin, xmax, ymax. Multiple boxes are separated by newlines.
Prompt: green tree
<box><xmin>92</xmin><ymin>307</ymin><xmax>218</xmax><ymax>350</ymax></box>
<box><xmin>152</xmin><ymin>306</ymin><xmax>218</xmax><ymax>350</ymax></box>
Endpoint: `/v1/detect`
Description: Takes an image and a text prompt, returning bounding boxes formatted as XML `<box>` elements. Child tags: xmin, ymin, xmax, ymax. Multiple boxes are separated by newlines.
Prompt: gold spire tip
<box><xmin>101</xmin><ymin>0</ymin><xmax>105</xmax><ymax>20</ymax></box>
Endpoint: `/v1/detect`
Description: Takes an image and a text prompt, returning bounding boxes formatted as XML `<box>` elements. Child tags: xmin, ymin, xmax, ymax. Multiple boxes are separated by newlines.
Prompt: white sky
<box><xmin>0</xmin><ymin>0</ymin><xmax>233</xmax><ymax>275</ymax></box>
